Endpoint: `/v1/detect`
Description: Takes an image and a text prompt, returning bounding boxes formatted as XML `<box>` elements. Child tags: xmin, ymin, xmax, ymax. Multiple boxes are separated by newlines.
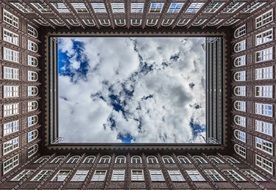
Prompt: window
<box><xmin>111</xmin><ymin>3</ymin><xmax>125</xmax><ymax>13</ymax></box>
<box><xmin>204</xmin><ymin>169</ymin><xmax>225</xmax><ymax>181</ymax></box>
<box><xmin>131</xmin><ymin>156</ymin><xmax>142</xmax><ymax>164</ymax></box>
<box><xmin>3</xmin><ymin>103</ymin><xmax>19</xmax><ymax>117</ymax></box>
<box><xmin>192</xmin><ymin>19</ymin><xmax>208</xmax><ymax>26</ymax></box>
<box><xmin>255</xmin><ymin>103</ymin><xmax>273</xmax><ymax>117</ymax></box>
<box><xmin>193</xmin><ymin>156</ymin><xmax>207</xmax><ymax>164</ymax></box>
<box><xmin>71</xmin><ymin>170</ymin><xmax>89</xmax><ymax>181</ymax></box>
<box><xmin>255</xmin><ymin>137</ymin><xmax>273</xmax><ymax>155</ymax></box>
<box><xmin>3</xmin><ymin>48</ymin><xmax>19</xmax><ymax>63</ymax></box>
<box><xmin>4</xmin><ymin>85</ymin><xmax>19</xmax><ymax>98</ymax></box>
<box><xmin>28</xmin><ymin>115</ymin><xmax>38</xmax><ymax>127</ymax></box>
<box><xmin>177</xmin><ymin>19</ymin><xmax>191</xmax><ymax>26</ymax></box>
<box><xmin>66</xmin><ymin>19</ymin><xmax>80</xmax><ymax>26</ymax></box>
<box><xmin>234</xmin><ymin>24</ymin><xmax>246</xmax><ymax>38</ymax></box>
<box><xmin>131</xmin><ymin>3</ymin><xmax>144</xmax><ymax>13</ymax></box>
<box><xmin>28</xmin><ymin>40</ymin><xmax>38</xmax><ymax>52</ymax></box>
<box><xmin>27</xmin><ymin>25</ymin><xmax>38</xmax><ymax>38</ymax></box>
<box><xmin>50</xmin><ymin>156</ymin><xmax>65</xmax><ymax>164</ymax></box>
<box><xmin>91</xmin><ymin>3</ymin><xmax>107</xmax><ymax>13</ymax></box>
<box><xmin>28</xmin><ymin>101</ymin><xmax>38</xmax><ymax>112</ymax></box>
<box><xmin>177</xmin><ymin>156</ymin><xmax>191</xmax><ymax>164</ymax></box>
<box><xmin>204</xmin><ymin>2</ymin><xmax>225</xmax><ymax>13</ymax></box>
<box><xmin>28</xmin><ymin>71</ymin><xmax>38</xmax><ymax>81</ymax></box>
<box><xmin>207</xmin><ymin>19</ymin><xmax>224</xmax><ymax>26</ymax></box>
<box><xmin>186</xmin><ymin>3</ymin><xmax>204</xmax><ymax>13</ymax></box>
<box><xmin>209</xmin><ymin>156</ymin><xmax>224</xmax><ymax>164</ymax></box>
<box><xmin>255</xmin><ymin>67</ymin><xmax>273</xmax><ymax>80</ymax></box>
<box><xmin>83</xmin><ymin>156</ymin><xmax>95</xmax><ymax>164</ymax></box>
<box><xmin>234</xmin><ymin>115</ymin><xmax>246</xmax><ymax>127</ymax></box>
<box><xmin>10</xmin><ymin>3</ymin><xmax>33</xmax><ymax>13</ymax></box>
<box><xmin>51</xmin><ymin>3</ymin><xmax>70</xmax><ymax>13</ymax></box>
<box><xmin>115</xmin><ymin>19</ymin><xmax>126</xmax><ymax>26</ymax></box>
<box><xmin>224</xmin><ymin>18</ymin><xmax>240</xmax><ymax>26</ymax></box>
<box><xmin>242</xmin><ymin>2</ymin><xmax>266</xmax><ymax>13</ymax></box>
<box><xmin>161</xmin><ymin>19</ymin><xmax>175</xmax><ymax>26</ymax></box>
<box><xmin>71</xmin><ymin>3</ymin><xmax>88</xmax><ymax>13</ymax></box>
<box><xmin>66</xmin><ymin>156</ymin><xmax>80</xmax><ymax>164</ymax></box>
<box><xmin>224</xmin><ymin>156</ymin><xmax>240</xmax><ymax>164</ymax></box>
<box><xmin>234</xmin><ymin>71</ymin><xmax>246</xmax><ymax>81</ymax></box>
<box><xmin>234</xmin><ymin>144</ymin><xmax>246</xmax><ymax>158</ymax></box>
<box><xmin>131</xmin><ymin>19</ymin><xmax>142</xmax><ymax>26</ymax></box>
<box><xmin>256</xmin><ymin>154</ymin><xmax>273</xmax><ymax>174</ymax></box>
<box><xmin>115</xmin><ymin>156</ymin><xmax>126</xmax><ymax>163</ymax></box>
<box><xmin>131</xmin><ymin>169</ymin><xmax>144</xmax><ymax>181</ymax></box>
<box><xmin>3</xmin><ymin>137</ymin><xmax>19</xmax><ymax>155</ymax></box>
<box><xmin>167</xmin><ymin>3</ymin><xmax>184</xmax><ymax>13</ymax></box>
<box><xmin>255</xmin><ymin>120</ymin><xmax>273</xmax><ymax>136</ymax></box>
<box><xmin>28</xmin><ymin>55</ymin><xmax>38</xmax><ymax>67</ymax></box>
<box><xmin>223</xmin><ymin>170</ymin><xmax>246</xmax><ymax>181</ymax></box>
<box><xmin>162</xmin><ymin>156</ymin><xmax>175</xmax><ymax>164</ymax></box>
<box><xmin>50</xmin><ymin>19</ymin><xmax>65</xmax><ymax>26</ymax></box>
<box><xmin>243</xmin><ymin>170</ymin><xmax>266</xmax><ymax>181</ymax></box>
<box><xmin>256</xmin><ymin>28</ymin><xmax>273</xmax><ymax>46</ymax></box>
<box><xmin>51</xmin><ymin>170</ymin><xmax>71</xmax><ymax>181</ymax></box>
<box><xmin>234</xmin><ymin>55</ymin><xmax>246</xmax><ymax>67</ymax></box>
<box><xmin>186</xmin><ymin>170</ymin><xmax>205</xmax><ymax>181</ymax></box>
<box><xmin>31</xmin><ymin>3</ymin><xmax>52</xmax><ymax>13</ymax></box>
<box><xmin>146</xmin><ymin>19</ymin><xmax>158</xmax><ymax>26</ymax></box>
<box><xmin>222</xmin><ymin>2</ymin><xmax>245</xmax><ymax>13</ymax></box>
<box><xmin>234</xmin><ymin>130</ymin><xmax>246</xmax><ymax>142</ymax></box>
<box><xmin>3</xmin><ymin>10</ymin><xmax>19</xmax><ymax>28</ymax></box>
<box><xmin>28</xmin><ymin>86</ymin><xmax>39</xmax><ymax>96</ymax></box>
<box><xmin>149</xmin><ymin>170</ymin><xmax>165</xmax><ymax>181</ymax></box>
<box><xmin>91</xmin><ymin>170</ymin><xmax>107</xmax><ymax>181</ymax></box>
<box><xmin>256</xmin><ymin>9</ymin><xmax>273</xmax><ymax>29</ymax></box>
<box><xmin>31</xmin><ymin>170</ymin><xmax>53</xmax><ymax>181</ymax></box>
<box><xmin>27</xmin><ymin>130</ymin><xmax>38</xmax><ymax>143</ymax></box>
<box><xmin>99</xmin><ymin>19</ymin><xmax>111</xmax><ymax>26</ymax></box>
<box><xmin>3</xmin><ymin>120</ymin><xmax>19</xmax><ymax>136</ymax></box>
<box><xmin>149</xmin><ymin>3</ymin><xmax>164</xmax><ymax>13</ymax></box>
<box><xmin>33</xmin><ymin>19</ymin><xmax>49</xmax><ymax>26</ymax></box>
<box><xmin>11</xmin><ymin>169</ymin><xmax>34</xmax><ymax>181</ymax></box>
<box><xmin>147</xmin><ymin>156</ymin><xmax>158</xmax><ymax>164</ymax></box>
<box><xmin>234</xmin><ymin>40</ymin><xmax>246</xmax><ymax>52</ymax></box>
<box><xmin>255</xmin><ymin>47</ymin><xmax>273</xmax><ymax>63</ymax></box>
<box><xmin>234</xmin><ymin>101</ymin><xmax>246</xmax><ymax>112</ymax></box>
<box><xmin>234</xmin><ymin>86</ymin><xmax>246</xmax><ymax>96</ymax></box>
<box><xmin>82</xmin><ymin>19</ymin><xmax>95</xmax><ymax>26</ymax></box>
<box><xmin>111</xmin><ymin>170</ymin><xmax>125</xmax><ymax>181</ymax></box>
<box><xmin>34</xmin><ymin>156</ymin><xmax>50</xmax><ymax>164</ymax></box>
<box><xmin>3</xmin><ymin>155</ymin><xmax>19</xmax><ymax>174</ymax></box>
<box><xmin>255</xmin><ymin>86</ymin><xmax>273</xmax><ymax>98</ymax></box>
<box><xmin>168</xmin><ymin>170</ymin><xmax>185</xmax><ymax>181</ymax></box>
<box><xmin>27</xmin><ymin>144</ymin><xmax>38</xmax><ymax>158</ymax></box>
<box><xmin>3</xmin><ymin>29</ymin><xmax>19</xmax><ymax>46</ymax></box>
<box><xmin>99</xmin><ymin>155</ymin><xmax>111</xmax><ymax>164</ymax></box>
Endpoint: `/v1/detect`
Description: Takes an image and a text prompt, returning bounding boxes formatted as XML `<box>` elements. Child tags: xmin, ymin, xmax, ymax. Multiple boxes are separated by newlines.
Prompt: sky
<box><xmin>57</xmin><ymin>37</ymin><xmax>206</xmax><ymax>143</ymax></box>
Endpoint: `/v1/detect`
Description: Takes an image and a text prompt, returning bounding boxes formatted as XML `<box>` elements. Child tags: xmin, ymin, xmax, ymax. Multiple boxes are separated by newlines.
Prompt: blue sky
<box><xmin>58</xmin><ymin>37</ymin><xmax>206</xmax><ymax>143</ymax></box>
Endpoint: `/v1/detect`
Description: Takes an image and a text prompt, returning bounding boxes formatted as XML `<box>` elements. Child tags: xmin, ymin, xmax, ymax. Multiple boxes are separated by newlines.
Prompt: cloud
<box><xmin>58</xmin><ymin>37</ymin><xmax>206</xmax><ymax>143</ymax></box>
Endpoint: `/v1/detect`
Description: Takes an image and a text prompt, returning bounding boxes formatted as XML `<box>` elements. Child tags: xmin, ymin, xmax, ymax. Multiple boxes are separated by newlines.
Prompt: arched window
<box><xmin>98</xmin><ymin>19</ymin><xmax>110</xmax><ymax>26</ymax></box>
<box><xmin>223</xmin><ymin>156</ymin><xmax>240</xmax><ymax>164</ymax></box>
<box><xmin>50</xmin><ymin>156</ymin><xmax>65</xmax><ymax>164</ymax></box>
<box><xmin>234</xmin><ymin>24</ymin><xmax>246</xmax><ymax>38</ymax></box>
<box><xmin>28</xmin><ymin>101</ymin><xmax>38</xmax><ymax>112</ymax></box>
<box><xmin>28</xmin><ymin>71</ymin><xmax>38</xmax><ymax>81</ymax></box>
<box><xmin>34</xmin><ymin>156</ymin><xmax>50</xmax><ymax>164</ymax></box>
<box><xmin>115</xmin><ymin>156</ymin><xmax>126</xmax><ymax>164</ymax></box>
<box><xmin>115</xmin><ymin>19</ymin><xmax>126</xmax><ymax>26</ymax></box>
<box><xmin>234</xmin><ymin>55</ymin><xmax>246</xmax><ymax>67</ymax></box>
<box><xmin>234</xmin><ymin>86</ymin><xmax>246</xmax><ymax>96</ymax></box>
<box><xmin>234</xmin><ymin>71</ymin><xmax>246</xmax><ymax>81</ymax></box>
<box><xmin>28</xmin><ymin>86</ymin><xmax>38</xmax><ymax>96</ymax></box>
<box><xmin>177</xmin><ymin>156</ymin><xmax>191</xmax><ymax>164</ymax></box>
<box><xmin>27</xmin><ymin>24</ymin><xmax>38</xmax><ymax>38</ymax></box>
<box><xmin>162</xmin><ymin>156</ymin><xmax>175</xmax><ymax>164</ymax></box>
<box><xmin>131</xmin><ymin>156</ymin><xmax>142</xmax><ymax>164</ymax></box>
<box><xmin>161</xmin><ymin>19</ymin><xmax>174</xmax><ymax>26</ymax></box>
<box><xmin>28</xmin><ymin>55</ymin><xmax>38</xmax><ymax>67</ymax></box>
<box><xmin>99</xmin><ymin>155</ymin><xmax>111</xmax><ymax>164</ymax></box>
<box><xmin>234</xmin><ymin>144</ymin><xmax>246</xmax><ymax>158</ymax></box>
<box><xmin>83</xmin><ymin>156</ymin><xmax>96</xmax><ymax>164</ymax></box>
<box><xmin>66</xmin><ymin>156</ymin><xmax>80</xmax><ymax>164</ymax></box>
<box><xmin>131</xmin><ymin>19</ymin><xmax>142</xmax><ymax>26</ymax></box>
<box><xmin>147</xmin><ymin>156</ymin><xmax>158</xmax><ymax>164</ymax></box>
<box><xmin>27</xmin><ymin>129</ymin><xmax>38</xmax><ymax>143</ymax></box>
<box><xmin>146</xmin><ymin>19</ymin><xmax>158</xmax><ymax>26</ymax></box>
<box><xmin>234</xmin><ymin>115</ymin><xmax>246</xmax><ymax>127</ymax></box>
<box><xmin>28</xmin><ymin>144</ymin><xmax>38</xmax><ymax>158</ymax></box>
<box><xmin>234</xmin><ymin>101</ymin><xmax>246</xmax><ymax>112</ymax></box>
<box><xmin>234</xmin><ymin>40</ymin><xmax>246</xmax><ymax>52</ymax></box>
<box><xmin>193</xmin><ymin>156</ymin><xmax>208</xmax><ymax>164</ymax></box>
<box><xmin>209</xmin><ymin>156</ymin><xmax>224</xmax><ymax>164</ymax></box>
<box><xmin>28</xmin><ymin>40</ymin><xmax>38</xmax><ymax>52</ymax></box>
<box><xmin>28</xmin><ymin>115</ymin><xmax>38</xmax><ymax>127</ymax></box>
<box><xmin>234</xmin><ymin>130</ymin><xmax>246</xmax><ymax>142</ymax></box>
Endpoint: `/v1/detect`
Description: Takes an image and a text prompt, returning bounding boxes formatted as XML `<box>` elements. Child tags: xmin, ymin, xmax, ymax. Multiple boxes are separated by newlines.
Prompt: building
<box><xmin>0</xmin><ymin>0</ymin><xmax>276</xmax><ymax>189</ymax></box>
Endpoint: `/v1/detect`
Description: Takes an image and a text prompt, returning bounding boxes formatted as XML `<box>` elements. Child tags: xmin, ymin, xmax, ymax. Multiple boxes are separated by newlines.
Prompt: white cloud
<box><xmin>58</xmin><ymin>37</ymin><xmax>206</xmax><ymax>143</ymax></box>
